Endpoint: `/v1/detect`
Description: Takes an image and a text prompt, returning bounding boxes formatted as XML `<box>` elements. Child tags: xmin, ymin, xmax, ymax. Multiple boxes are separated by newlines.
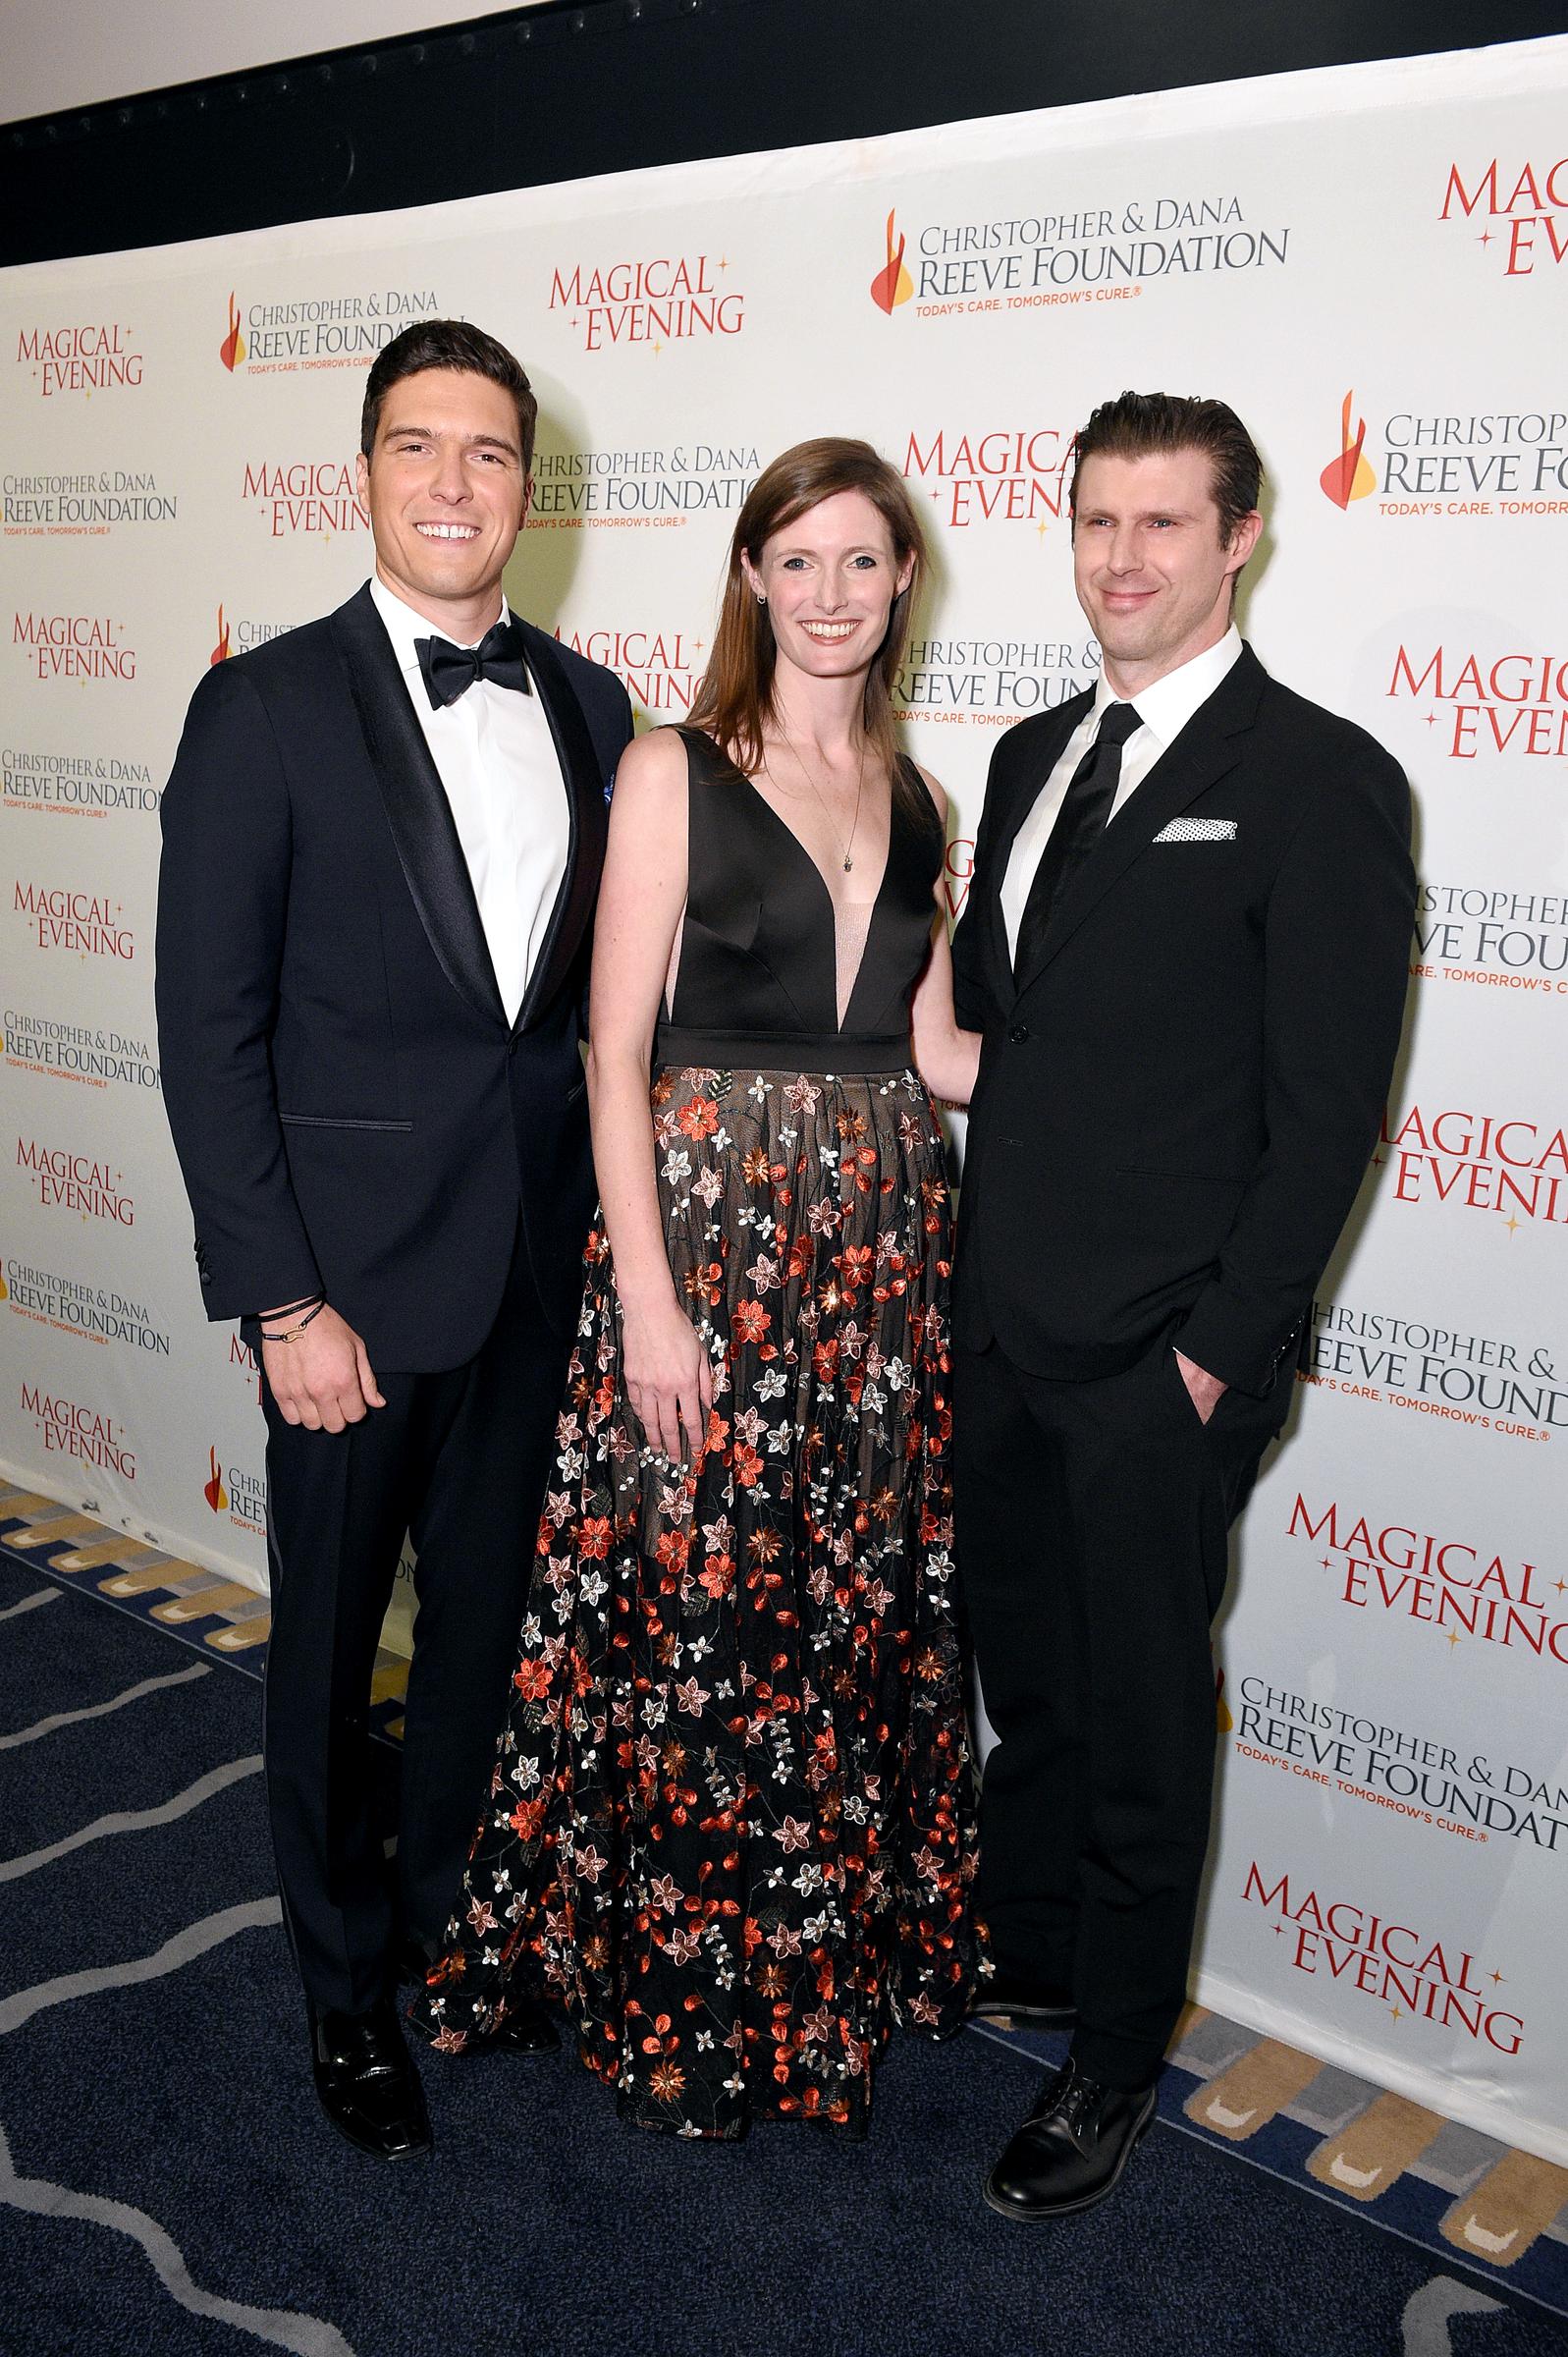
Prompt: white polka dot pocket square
<box><xmin>1152</xmin><ymin>817</ymin><xmax>1238</xmax><ymax>843</ymax></box>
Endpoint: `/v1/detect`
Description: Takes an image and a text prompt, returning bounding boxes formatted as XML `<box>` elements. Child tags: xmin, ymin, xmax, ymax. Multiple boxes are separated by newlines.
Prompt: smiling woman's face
<box><xmin>742</xmin><ymin>488</ymin><xmax>913</xmax><ymax>686</ymax></box>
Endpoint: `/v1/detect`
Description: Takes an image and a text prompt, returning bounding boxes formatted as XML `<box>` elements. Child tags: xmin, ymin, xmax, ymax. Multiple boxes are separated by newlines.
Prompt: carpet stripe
<box><xmin>0</xmin><ymin>1587</ymin><xmax>63</xmax><ymax>1623</ymax></box>
<box><xmin>0</xmin><ymin>1897</ymin><xmax>282</xmax><ymax>2036</ymax></box>
<box><xmin>1401</xmin><ymin>2277</ymin><xmax>1503</xmax><ymax>2350</ymax></box>
<box><xmin>0</xmin><ymin>1661</ymin><xmax>213</xmax><ymax>1752</ymax></box>
<box><xmin>0</xmin><ymin>2120</ymin><xmax>356</xmax><ymax>2356</ymax></box>
<box><xmin>0</xmin><ymin>1756</ymin><xmax>264</xmax><ymax>1884</ymax></box>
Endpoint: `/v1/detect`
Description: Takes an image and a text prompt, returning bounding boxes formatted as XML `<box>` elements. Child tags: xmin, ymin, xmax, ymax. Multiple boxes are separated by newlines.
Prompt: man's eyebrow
<box><xmin>382</xmin><ymin>422</ymin><xmax>521</xmax><ymax>459</ymax></box>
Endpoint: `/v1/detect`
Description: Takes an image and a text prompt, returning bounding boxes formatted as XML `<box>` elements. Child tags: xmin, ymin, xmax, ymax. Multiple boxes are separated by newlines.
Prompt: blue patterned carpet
<box><xmin>1</xmin><ymin>1535</ymin><xmax>1565</xmax><ymax>2357</ymax></box>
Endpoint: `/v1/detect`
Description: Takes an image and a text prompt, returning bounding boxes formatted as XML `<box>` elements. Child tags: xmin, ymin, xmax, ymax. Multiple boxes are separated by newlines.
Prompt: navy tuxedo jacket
<box><xmin>155</xmin><ymin>582</ymin><xmax>633</xmax><ymax>1371</ymax></box>
<box><xmin>949</xmin><ymin>644</ymin><xmax>1415</xmax><ymax>1396</ymax></box>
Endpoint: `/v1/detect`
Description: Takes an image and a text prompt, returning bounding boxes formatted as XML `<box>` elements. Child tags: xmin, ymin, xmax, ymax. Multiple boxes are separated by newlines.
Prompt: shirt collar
<box><xmin>368</xmin><ymin>575</ymin><xmax>514</xmax><ymax>677</ymax></box>
<box><xmin>1092</xmin><ymin>624</ymin><xmax>1242</xmax><ymax>749</ymax></box>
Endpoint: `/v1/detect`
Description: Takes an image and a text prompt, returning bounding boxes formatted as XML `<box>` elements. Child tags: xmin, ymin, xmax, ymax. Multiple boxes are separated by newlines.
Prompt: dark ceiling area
<box><xmin>4</xmin><ymin>0</ymin><xmax>1562</xmax><ymax>267</ymax></box>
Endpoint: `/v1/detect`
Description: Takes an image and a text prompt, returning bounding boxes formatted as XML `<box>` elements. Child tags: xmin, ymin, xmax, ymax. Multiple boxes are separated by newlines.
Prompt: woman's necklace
<box><xmin>774</xmin><ymin>733</ymin><xmax>867</xmax><ymax>873</ymax></box>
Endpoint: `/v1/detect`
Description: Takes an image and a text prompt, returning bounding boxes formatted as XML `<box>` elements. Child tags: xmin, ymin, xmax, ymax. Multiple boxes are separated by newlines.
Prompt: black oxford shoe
<box><xmin>309</xmin><ymin>1999</ymin><xmax>432</xmax><ymax>2162</ymax></box>
<box><xmin>969</xmin><ymin>1968</ymin><xmax>1077</xmax><ymax>2032</ymax></box>
<box><xmin>983</xmin><ymin>2056</ymin><xmax>1158</xmax><ymax>2220</ymax></box>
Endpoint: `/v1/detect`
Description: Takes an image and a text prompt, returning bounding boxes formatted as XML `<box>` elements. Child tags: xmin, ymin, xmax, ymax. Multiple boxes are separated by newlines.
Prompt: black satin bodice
<box><xmin>656</xmin><ymin>727</ymin><xmax>944</xmax><ymax>1074</ymax></box>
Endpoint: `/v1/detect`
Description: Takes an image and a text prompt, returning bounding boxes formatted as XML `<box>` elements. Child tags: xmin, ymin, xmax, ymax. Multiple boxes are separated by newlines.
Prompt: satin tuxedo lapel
<box><xmin>514</xmin><ymin>622</ymin><xmax>609</xmax><ymax>1032</ymax></box>
<box><xmin>1013</xmin><ymin>647</ymin><xmax>1267</xmax><ymax>996</ymax></box>
<box><xmin>331</xmin><ymin>585</ymin><xmax>509</xmax><ymax>1033</ymax></box>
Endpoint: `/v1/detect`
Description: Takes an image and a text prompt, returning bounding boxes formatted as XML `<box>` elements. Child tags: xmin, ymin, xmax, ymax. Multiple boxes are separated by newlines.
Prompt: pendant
<box><xmin>843</xmin><ymin>856</ymin><xmax>853</xmax><ymax>872</ymax></box>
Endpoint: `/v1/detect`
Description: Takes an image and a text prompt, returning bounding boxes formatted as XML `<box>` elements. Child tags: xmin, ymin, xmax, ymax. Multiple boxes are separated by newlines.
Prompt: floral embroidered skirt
<box><xmin>410</xmin><ymin>1063</ymin><xmax>984</xmax><ymax>2136</ymax></box>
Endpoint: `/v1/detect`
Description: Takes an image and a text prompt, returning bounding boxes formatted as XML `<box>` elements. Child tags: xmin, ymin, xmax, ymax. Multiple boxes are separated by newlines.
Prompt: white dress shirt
<box><xmin>369</xmin><ymin>576</ymin><xmax>570</xmax><ymax>1021</ymax></box>
<box><xmin>1000</xmin><ymin>625</ymin><xmax>1243</xmax><ymax>962</ymax></box>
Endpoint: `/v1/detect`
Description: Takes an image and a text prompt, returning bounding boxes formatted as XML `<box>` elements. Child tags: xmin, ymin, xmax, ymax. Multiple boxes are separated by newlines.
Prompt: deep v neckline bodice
<box><xmin>658</xmin><ymin>727</ymin><xmax>944</xmax><ymax>1075</ymax></box>
<box><xmin>729</xmin><ymin>763</ymin><xmax>894</xmax><ymax>1031</ymax></box>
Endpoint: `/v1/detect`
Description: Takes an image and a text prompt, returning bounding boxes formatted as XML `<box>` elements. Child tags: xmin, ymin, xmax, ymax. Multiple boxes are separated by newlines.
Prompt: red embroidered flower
<box><xmin>677</xmin><ymin>1096</ymin><xmax>720</xmax><ymax>1140</ymax></box>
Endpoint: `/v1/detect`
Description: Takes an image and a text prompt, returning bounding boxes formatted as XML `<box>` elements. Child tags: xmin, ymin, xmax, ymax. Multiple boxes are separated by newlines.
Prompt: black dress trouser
<box><xmin>260</xmin><ymin>1223</ymin><xmax>568</xmax><ymax>2016</ymax></box>
<box><xmin>954</xmin><ymin>1322</ymin><xmax>1290</xmax><ymax>2090</ymax></box>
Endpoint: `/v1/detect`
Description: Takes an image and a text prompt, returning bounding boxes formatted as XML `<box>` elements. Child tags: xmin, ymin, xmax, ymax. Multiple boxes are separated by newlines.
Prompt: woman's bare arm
<box><xmin>908</xmin><ymin>769</ymin><xmax>982</xmax><ymax>1108</ymax></box>
<box><xmin>585</xmin><ymin>728</ymin><xmax>713</xmax><ymax>1465</ymax></box>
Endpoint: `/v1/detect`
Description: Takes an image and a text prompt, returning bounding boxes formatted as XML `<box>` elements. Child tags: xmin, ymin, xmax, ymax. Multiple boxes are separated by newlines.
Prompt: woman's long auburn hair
<box><xmin>685</xmin><ymin>437</ymin><xmax>937</xmax><ymax>838</ymax></box>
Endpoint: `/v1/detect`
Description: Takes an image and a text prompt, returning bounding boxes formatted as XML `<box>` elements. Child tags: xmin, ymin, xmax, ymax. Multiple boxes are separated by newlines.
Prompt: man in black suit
<box><xmin>156</xmin><ymin>320</ymin><xmax>632</xmax><ymax>2160</ymax></box>
<box><xmin>950</xmin><ymin>392</ymin><xmax>1413</xmax><ymax>2218</ymax></box>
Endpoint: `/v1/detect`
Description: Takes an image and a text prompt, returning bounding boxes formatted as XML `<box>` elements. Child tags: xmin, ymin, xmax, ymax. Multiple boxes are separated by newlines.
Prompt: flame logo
<box><xmin>210</xmin><ymin>603</ymin><xmax>232</xmax><ymax>666</ymax></box>
<box><xmin>0</xmin><ymin>1263</ymin><xmax>8</xmax><ymax>1301</ymax></box>
<box><xmin>1320</xmin><ymin>389</ymin><xmax>1376</xmax><ymax>509</ymax></box>
<box><xmin>203</xmin><ymin>1446</ymin><xmax>229</xmax><ymax>1514</ymax></box>
<box><xmin>1215</xmin><ymin>1666</ymin><xmax>1234</xmax><ymax>1734</ymax></box>
<box><xmin>220</xmin><ymin>293</ymin><xmax>246</xmax><ymax>373</ymax></box>
<box><xmin>870</xmin><ymin>210</ymin><xmax>914</xmax><ymax>314</ymax></box>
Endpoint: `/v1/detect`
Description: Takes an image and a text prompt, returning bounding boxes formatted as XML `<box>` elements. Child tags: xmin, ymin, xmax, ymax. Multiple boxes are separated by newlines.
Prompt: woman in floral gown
<box><xmin>413</xmin><ymin>438</ymin><xmax>985</xmax><ymax>2135</ymax></box>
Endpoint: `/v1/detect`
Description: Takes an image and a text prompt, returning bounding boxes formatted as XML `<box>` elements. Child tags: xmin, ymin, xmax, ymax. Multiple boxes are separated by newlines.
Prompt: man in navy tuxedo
<box><xmin>951</xmin><ymin>392</ymin><xmax>1413</xmax><ymax>2218</ymax></box>
<box><xmin>157</xmin><ymin>320</ymin><xmax>632</xmax><ymax>2159</ymax></box>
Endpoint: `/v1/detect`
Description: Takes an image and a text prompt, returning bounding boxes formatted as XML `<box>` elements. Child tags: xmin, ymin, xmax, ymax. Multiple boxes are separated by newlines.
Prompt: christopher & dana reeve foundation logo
<box><xmin>873</xmin><ymin>186</ymin><xmax>1289</xmax><ymax>322</ymax></box>
<box><xmin>3</xmin><ymin>747</ymin><xmax>158</xmax><ymax>820</ymax></box>
<box><xmin>1308</xmin><ymin>1294</ymin><xmax>1564</xmax><ymax>1442</ymax></box>
<box><xmin>1231</xmin><ymin>1669</ymin><xmax>1568</xmax><ymax>1857</ymax></box>
<box><xmin>1377</xmin><ymin>1103</ymin><xmax>1568</xmax><ymax>1231</ymax></box>
<box><xmin>15</xmin><ymin>320</ymin><xmax>144</xmax><ymax>398</ymax></box>
<box><xmin>893</xmin><ymin>634</ymin><xmax>1098</xmax><ymax>731</ymax></box>
<box><xmin>1385</xmin><ymin>643</ymin><xmax>1568</xmax><ymax>761</ymax></box>
<box><xmin>203</xmin><ymin>1442</ymin><xmax>267</xmax><ymax>1535</ymax></box>
<box><xmin>900</xmin><ymin>427</ymin><xmax>1070</xmax><ymax>529</ymax></box>
<box><xmin>11</xmin><ymin>614</ymin><xmax>135</xmax><ymax>683</ymax></box>
<box><xmin>556</xmin><ymin>628</ymin><xmax>699</xmax><ymax>717</ymax></box>
<box><xmin>1411</xmin><ymin>882</ymin><xmax>1568</xmax><ymax>999</ymax></box>
<box><xmin>3</xmin><ymin>1005</ymin><xmax>160</xmax><ymax>1094</ymax></box>
<box><xmin>207</xmin><ymin>603</ymin><xmax>300</xmax><ymax>665</ymax></box>
<box><xmin>3</xmin><ymin>470</ymin><xmax>177</xmax><ymax>536</ymax></box>
<box><xmin>1319</xmin><ymin>391</ymin><xmax>1568</xmax><ymax>519</ymax></box>
<box><xmin>1440</xmin><ymin>153</ymin><xmax>1568</xmax><ymax>277</ymax></box>
<box><xmin>1242</xmin><ymin>1863</ymin><xmax>1523</xmax><ymax>2054</ymax></box>
<box><xmin>11</xmin><ymin>878</ymin><xmax>135</xmax><ymax>963</ymax></box>
<box><xmin>547</xmin><ymin>252</ymin><xmax>745</xmax><ymax>353</ymax></box>
<box><xmin>1286</xmin><ymin>1490</ymin><xmax>1566</xmax><ymax>1668</ymax></box>
<box><xmin>220</xmin><ymin>285</ymin><xmax>442</xmax><ymax>374</ymax></box>
<box><xmin>241</xmin><ymin>459</ymin><xmax>368</xmax><ymax>539</ymax></box>
<box><xmin>527</xmin><ymin>444</ymin><xmax>760</xmax><ymax>530</ymax></box>
<box><xmin>6</xmin><ymin>1255</ymin><xmax>170</xmax><ymax>1356</ymax></box>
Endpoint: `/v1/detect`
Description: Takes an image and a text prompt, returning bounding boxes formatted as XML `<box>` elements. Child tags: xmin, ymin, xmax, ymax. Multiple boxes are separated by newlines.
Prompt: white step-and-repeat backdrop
<box><xmin>3</xmin><ymin>37</ymin><xmax>1564</xmax><ymax>2162</ymax></box>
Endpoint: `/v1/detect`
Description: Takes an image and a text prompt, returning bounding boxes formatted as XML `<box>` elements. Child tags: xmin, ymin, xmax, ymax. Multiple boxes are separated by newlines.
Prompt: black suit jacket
<box><xmin>155</xmin><ymin>583</ymin><xmax>633</xmax><ymax>1372</ymax></box>
<box><xmin>950</xmin><ymin>644</ymin><xmax>1415</xmax><ymax>1396</ymax></box>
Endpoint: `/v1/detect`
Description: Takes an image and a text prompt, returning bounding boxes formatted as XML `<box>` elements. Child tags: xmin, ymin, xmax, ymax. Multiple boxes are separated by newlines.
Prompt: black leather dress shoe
<box><xmin>309</xmin><ymin>1999</ymin><xmax>432</xmax><ymax>2162</ymax></box>
<box><xmin>983</xmin><ymin>2056</ymin><xmax>1158</xmax><ymax>2220</ymax></box>
<box><xmin>969</xmin><ymin>1968</ymin><xmax>1077</xmax><ymax>2031</ymax></box>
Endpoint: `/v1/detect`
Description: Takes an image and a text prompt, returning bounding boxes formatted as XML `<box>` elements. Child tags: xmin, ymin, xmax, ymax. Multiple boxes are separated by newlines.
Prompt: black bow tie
<box><xmin>414</xmin><ymin>618</ymin><xmax>531</xmax><ymax>710</ymax></box>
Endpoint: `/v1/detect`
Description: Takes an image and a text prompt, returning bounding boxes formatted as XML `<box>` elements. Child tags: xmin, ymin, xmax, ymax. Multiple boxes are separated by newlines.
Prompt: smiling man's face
<box><xmin>1071</xmin><ymin>447</ymin><xmax>1260</xmax><ymax>694</ymax></box>
<box><xmin>356</xmin><ymin>365</ymin><xmax>531</xmax><ymax>635</ymax></box>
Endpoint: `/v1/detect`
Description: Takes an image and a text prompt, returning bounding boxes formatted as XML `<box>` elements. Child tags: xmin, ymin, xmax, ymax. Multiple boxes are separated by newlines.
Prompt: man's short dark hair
<box><xmin>360</xmin><ymin>319</ymin><xmax>538</xmax><ymax>474</ymax></box>
<box><xmin>1068</xmin><ymin>392</ymin><xmax>1264</xmax><ymax>546</ymax></box>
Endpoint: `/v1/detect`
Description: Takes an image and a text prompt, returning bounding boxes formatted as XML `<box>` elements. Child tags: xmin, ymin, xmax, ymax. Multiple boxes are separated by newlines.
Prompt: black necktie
<box><xmin>1013</xmin><ymin>700</ymin><xmax>1142</xmax><ymax>978</ymax></box>
<box><xmin>414</xmin><ymin>617</ymin><xmax>531</xmax><ymax>710</ymax></box>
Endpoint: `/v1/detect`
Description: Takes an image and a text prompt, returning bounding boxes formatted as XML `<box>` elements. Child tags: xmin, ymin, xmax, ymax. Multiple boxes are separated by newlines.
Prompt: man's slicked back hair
<box><xmin>1068</xmin><ymin>392</ymin><xmax>1264</xmax><ymax>545</ymax></box>
<box><xmin>360</xmin><ymin>318</ymin><xmax>538</xmax><ymax>474</ymax></box>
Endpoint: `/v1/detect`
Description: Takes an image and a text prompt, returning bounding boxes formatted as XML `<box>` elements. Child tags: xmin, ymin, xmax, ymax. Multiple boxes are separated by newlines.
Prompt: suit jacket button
<box><xmin>1008</xmin><ymin>1022</ymin><xmax>1030</xmax><ymax>1044</ymax></box>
